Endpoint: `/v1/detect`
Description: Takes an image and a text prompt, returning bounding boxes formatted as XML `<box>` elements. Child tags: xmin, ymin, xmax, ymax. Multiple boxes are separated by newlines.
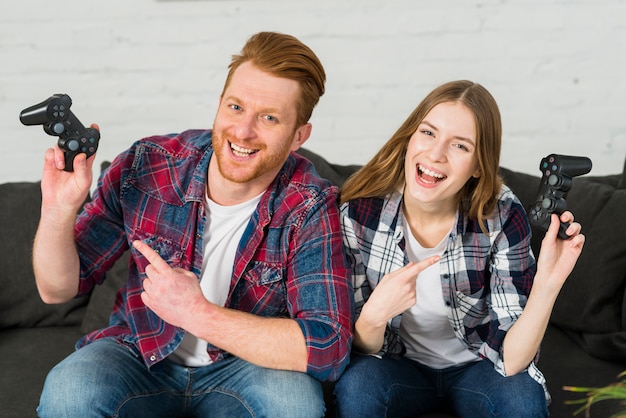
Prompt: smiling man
<box><xmin>33</xmin><ymin>32</ymin><xmax>353</xmax><ymax>418</ymax></box>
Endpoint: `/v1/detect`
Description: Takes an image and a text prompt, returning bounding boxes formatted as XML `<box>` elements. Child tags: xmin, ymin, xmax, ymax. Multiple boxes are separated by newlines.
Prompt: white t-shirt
<box><xmin>399</xmin><ymin>217</ymin><xmax>478</xmax><ymax>369</ymax></box>
<box><xmin>169</xmin><ymin>192</ymin><xmax>262</xmax><ymax>367</ymax></box>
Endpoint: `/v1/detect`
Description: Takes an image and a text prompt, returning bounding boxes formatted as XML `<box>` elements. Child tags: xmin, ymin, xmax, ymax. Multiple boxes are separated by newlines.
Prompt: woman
<box><xmin>334</xmin><ymin>80</ymin><xmax>584</xmax><ymax>417</ymax></box>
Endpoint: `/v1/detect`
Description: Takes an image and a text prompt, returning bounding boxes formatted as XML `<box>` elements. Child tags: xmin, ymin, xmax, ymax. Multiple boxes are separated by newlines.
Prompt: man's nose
<box><xmin>234</xmin><ymin>114</ymin><xmax>257</xmax><ymax>140</ymax></box>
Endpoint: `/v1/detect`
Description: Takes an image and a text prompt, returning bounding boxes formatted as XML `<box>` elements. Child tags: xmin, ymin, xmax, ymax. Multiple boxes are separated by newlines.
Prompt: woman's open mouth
<box><xmin>418</xmin><ymin>164</ymin><xmax>447</xmax><ymax>184</ymax></box>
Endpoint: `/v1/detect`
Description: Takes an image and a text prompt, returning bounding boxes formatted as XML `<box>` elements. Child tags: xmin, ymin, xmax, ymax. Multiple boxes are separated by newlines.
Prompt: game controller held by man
<box><xmin>20</xmin><ymin>94</ymin><xmax>100</xmax><ymax>172</ymax></box>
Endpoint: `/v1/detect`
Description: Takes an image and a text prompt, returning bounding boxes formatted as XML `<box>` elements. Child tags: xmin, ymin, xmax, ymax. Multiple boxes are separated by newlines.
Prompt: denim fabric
<box><xmin>38</xmin><ymin>339</ymin><xmax>325</xmax><ymax>418</ymax></box>
<box><xmin>333</xmin><ymin>354</ymin><xmax>547</xmax><ymax>418</ymax></box>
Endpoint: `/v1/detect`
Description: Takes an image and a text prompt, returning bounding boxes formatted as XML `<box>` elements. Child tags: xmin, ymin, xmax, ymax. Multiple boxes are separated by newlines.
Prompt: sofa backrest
<box><xmin>0</xmin><ymin>182</ymin><xmax>89</xmax><ymax>329</ymax></box>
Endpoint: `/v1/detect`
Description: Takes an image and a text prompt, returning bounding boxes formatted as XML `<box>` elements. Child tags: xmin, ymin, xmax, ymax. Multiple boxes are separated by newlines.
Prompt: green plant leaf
<box><xmin>562</xmin><ymin>372</ymin><xmax>626</xmax><ymax>417</ymax></box>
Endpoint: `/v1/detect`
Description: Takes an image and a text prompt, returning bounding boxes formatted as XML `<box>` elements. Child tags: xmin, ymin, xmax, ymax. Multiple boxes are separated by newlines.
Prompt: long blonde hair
<box><xmin>341</xmin><ymin>80</ymin><xmax>503</xmax><ymax>233</ymax></box>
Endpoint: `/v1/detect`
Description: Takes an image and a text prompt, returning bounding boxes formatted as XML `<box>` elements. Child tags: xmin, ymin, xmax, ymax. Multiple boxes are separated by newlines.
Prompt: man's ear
<box><xmin>290</xmin><ymin>123</ymin><xmax>312</xmax><ymax>151</ymax></box>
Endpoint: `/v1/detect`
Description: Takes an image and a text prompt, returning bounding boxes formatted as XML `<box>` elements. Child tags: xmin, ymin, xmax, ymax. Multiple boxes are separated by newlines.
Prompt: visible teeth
<box><xmin>419</xmin><ymin>165</ymin><xmax>445</xmax><ymax>179</ymax></box>
<box><xmin>231</xmin><ymin>143</ymin><xmax>256</xmax><ymax>157</ymax></box>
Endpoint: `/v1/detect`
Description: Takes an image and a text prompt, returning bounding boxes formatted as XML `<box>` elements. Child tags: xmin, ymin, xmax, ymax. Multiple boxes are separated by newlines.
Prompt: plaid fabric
<box><xmin>73</xmin><ymin>130</ymin><xmax>353</xmax><ymax>381</ymax></box>
<box><xmin>341</xmin><ymin>187</ymin><xmax>550</xmax><ymax>400</ymax></box>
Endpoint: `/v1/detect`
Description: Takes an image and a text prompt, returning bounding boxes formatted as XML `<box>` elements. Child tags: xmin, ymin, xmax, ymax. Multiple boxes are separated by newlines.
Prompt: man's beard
<box><xmin>212</xmin><ymin>130</ymin><xmax>292</xmax><ymax>184</ymax></box>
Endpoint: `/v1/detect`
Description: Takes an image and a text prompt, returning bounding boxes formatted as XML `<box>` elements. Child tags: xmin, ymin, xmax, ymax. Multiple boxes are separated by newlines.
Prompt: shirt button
<box><xmin>150</xmin><ymin>354</ymin><xmax>157</xmax><ymax>362</ymax></box>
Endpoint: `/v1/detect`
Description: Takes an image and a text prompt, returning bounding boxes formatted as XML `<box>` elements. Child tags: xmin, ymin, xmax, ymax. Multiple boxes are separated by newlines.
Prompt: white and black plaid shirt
<box><xmin>341</xmin><ymin>186</ymin><xmax>550</xmax><ymax>402</ymax></box>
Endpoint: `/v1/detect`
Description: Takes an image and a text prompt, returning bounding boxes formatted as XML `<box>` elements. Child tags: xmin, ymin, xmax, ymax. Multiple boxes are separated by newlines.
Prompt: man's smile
<box><xmin>230</xmin><ymin>141</ymin><xmax>259</xmax><ymax>157</ymax></box>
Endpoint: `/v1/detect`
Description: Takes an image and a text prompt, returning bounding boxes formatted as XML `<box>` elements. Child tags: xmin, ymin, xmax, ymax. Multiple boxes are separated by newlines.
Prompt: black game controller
<box><xmin>20</xmin><ymin>94</ymin><xmax>100</xmax><ymax>172</ymax></box>
<box><xmin>529</xmin><ymin>154</ymin><xmax>592</xmax><ymax>239</ymax></box>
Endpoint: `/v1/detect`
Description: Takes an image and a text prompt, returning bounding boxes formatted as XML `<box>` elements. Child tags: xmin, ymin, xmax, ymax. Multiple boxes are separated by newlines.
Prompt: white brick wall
<box><xmin>1</xmin><ymin>0</ymin><xmax>625</xmax><ymax>183</ymax></box>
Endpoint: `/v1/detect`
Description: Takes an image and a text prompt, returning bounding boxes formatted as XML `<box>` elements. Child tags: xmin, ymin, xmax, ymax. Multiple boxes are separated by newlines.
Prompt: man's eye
<box><xmin>262</xmin><ymin>115</ymin><xmax>277</xmax><ymax>123</ymax></box>
<box><xmin>230</xmin><ymin>104</ymin><xmax>242</xmax><ymax>111</ymax></box>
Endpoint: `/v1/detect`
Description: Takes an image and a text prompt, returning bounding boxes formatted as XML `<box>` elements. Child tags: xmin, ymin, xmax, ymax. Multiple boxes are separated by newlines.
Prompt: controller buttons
<box><xmin>51</xmin><ymin>104</ymin><xmax>66</xmax><ymax>119</ymax></box>
<box><xmin>530</xmin><ymin>204</ymin><xmax>545</xmax><ymax>221</ymax></box>
<box><xmin>548</xmin><ymin>174</ymin><xmax>572</xmax><ymax>191</ymax></box>
<box><xmin>67</xmin><ymin>139</ymin><xmax>80</xmax><ymax>151</ymax></box>
<box><xmin>52</xmin><ymin>122</ymin><xmax>65</xmax><ymax>135</ymax></box>
<box><xmin>542</xmin><ymin>198</ymin><xmax>553</xmax><ymax>209</ymax></box>
<box><xmin>548</xmin><ymin>174</ymin><xmax>559</xmax><ymax>186</ymax></box>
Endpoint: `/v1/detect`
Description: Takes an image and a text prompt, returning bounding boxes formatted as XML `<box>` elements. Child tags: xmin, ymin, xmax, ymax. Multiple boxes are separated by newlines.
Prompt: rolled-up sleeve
<box><xmin>290</xmin><ymin>188</ymin><xmax>354</xmax><ymax>381</ymax></box>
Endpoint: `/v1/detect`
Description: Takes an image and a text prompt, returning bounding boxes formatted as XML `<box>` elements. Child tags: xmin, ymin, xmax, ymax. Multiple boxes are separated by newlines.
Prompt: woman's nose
<box><xmin>426</xmin><ymin>138</ymin><xmax>447</xmax><ymax>161</ymax></box>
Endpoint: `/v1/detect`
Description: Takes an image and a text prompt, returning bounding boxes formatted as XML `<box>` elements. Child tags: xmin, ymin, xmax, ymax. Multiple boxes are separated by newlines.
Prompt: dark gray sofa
<box><xmin>1</xmin><ymin>149</ymin><xmax>625</xmax><ymax>418</ymax></box>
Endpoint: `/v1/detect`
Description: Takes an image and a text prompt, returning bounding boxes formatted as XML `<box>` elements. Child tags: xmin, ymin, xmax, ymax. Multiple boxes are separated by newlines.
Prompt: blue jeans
<box><xmin>334</xmin><ymin>354</ymin><xmax>548</xmax><ymax>418</ymax></box>
<box><xmin>38</xmin><ymin>338</ymin><xmax>324</xmax><ymax>418</ymax></box>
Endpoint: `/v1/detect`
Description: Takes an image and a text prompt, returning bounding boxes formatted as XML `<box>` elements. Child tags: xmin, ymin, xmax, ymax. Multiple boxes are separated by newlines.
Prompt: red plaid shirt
<box><xmin>74</xmin><ymin>130</ymin><xmax>354</xmax><ymax>381</ymax></box>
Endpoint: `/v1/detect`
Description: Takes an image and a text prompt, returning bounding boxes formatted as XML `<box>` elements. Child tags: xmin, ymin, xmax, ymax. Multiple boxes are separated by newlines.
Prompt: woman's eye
<box><xmin>454</xmin><ymin>143</ymin><xmax>470</xmax><ymax>152</ymax></box>
<box><xmin>422</xmin><ymin>130</ymin><xmax>434</xmax><ymax>136</ymax></box>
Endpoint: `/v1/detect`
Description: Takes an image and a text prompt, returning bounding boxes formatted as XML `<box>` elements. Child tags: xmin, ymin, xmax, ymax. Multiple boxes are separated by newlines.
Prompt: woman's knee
<box><xmin>491</xmin><ymin>375</ymin><xmax>548</xmax><ymax>418</ymax></box>
<box><xmin>333</xmin><ymin>355</ymin><xmax>403</xmax><ymax>417</ymax></box>
<box><xmin>451</xmin><ymin>362</ymin><xmax>548</xmax><ymax>418</ymax></box>
<box><xmin>334</xmin><ymin>354</ymin><xmax>399</xmax><ymax>396</ymax></box>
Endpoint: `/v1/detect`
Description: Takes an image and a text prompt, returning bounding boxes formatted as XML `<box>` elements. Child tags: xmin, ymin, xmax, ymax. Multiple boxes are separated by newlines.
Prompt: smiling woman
<box><xmin>340</xmin><ymin>81</ymin><xmax>502</xmax><ymax>234</ymax></box>
<box><xmin>403</xmin><ymin>102</ymin><xmax>481</xmax><ymax>220</ymax></box>
<box><xmin>333</xmin><ymin>80</ymin><xmax>586</xmax><ymax>418</ymax></box>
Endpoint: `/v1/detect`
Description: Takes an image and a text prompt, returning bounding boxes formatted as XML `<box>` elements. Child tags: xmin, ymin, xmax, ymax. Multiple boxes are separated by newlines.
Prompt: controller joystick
<box><xmin>529</xmin><ymin>154</ymin><xmax>592</xmax><ymax>239</ymax></box>
<box><xmin>19</xmin><ymin>94</ymin><xmax>100</xmax><ymax>172</ymax></box>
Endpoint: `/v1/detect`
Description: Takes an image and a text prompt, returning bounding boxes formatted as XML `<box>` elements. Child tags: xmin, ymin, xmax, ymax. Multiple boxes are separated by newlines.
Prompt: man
<box><xmin>34</xmin><ymin>31</ymin><xmax>353</xmax><ymax>418</ymax></box>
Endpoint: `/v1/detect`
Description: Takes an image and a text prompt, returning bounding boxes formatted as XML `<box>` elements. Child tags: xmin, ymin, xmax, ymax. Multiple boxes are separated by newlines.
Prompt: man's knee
<box><xmin>38</xmin><ymin>358</ymin><xmax>102</xmax><ymax>417</ymax></box>
<box><xmin>241</xmin><ymin>369</ymin><xmax>325</xmax><ymax>418</ymax></box>
<box><xmin>38</xmin><ymin>339</ymin><xmax>141</xmax><ymax>418</ymax></box>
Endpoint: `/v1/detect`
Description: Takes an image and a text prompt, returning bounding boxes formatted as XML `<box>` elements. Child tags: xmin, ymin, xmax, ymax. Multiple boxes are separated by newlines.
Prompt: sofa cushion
<box><xmin>540</xmin><ymin>324</ymin><xmax>626</xmax><ymax>416</ymax></box>
<box><xmin>0</xmin><ymin>326</ymin><xmax>84</xmax><ymax>418</ymax></box>
<box><xmin>554</xmin><ymin>186</ymin><xmax>626</xmax><ymax>360</ymax></box>
<box><xmin>0</xmin><ymin>182</ymin><xmax>88</xmax><ymax>329</ymax></box>
<box><xmin>296</xmin><ymin>148</ymin><xmax>361</xmax><ymax>187</ymax></box>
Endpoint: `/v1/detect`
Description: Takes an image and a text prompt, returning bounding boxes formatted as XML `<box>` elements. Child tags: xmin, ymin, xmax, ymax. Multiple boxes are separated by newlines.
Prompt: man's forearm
<box><xmin>33</xmin><ymin>210</ymin><xmax>81</xmax><ymax>304</ymax></box>
<box><xmin>189</xmin><ymin>303</ymin><xmax>309</xmax><ymax>372</ymax></box>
